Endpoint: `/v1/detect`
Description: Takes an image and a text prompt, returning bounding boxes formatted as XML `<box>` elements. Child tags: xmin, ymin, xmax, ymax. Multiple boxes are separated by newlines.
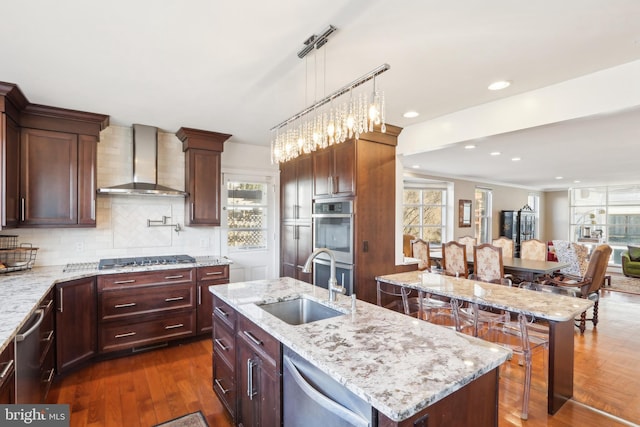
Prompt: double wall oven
<box><xmin>312</xmin><ymin>199</ymin><xmax>354</xmax><ymax>295</ymax></box>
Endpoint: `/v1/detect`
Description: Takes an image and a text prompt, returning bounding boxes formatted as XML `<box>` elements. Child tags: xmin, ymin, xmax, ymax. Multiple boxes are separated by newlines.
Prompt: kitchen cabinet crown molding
<box><xmin>176</xmin><ymin>126</ymin><xmax>231</xmax><ymax>152</ymax></box>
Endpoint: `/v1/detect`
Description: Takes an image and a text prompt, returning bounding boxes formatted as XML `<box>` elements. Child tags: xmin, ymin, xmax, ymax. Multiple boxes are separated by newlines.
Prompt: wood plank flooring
<box><xmin>47</xmin><ymin>290</ymin><xmax>640</xmax><ymax>427</ymax></box>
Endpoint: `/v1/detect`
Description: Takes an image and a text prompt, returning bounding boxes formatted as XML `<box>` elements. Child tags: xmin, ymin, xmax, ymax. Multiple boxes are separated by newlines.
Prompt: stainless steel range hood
<box><xmin>97</xmin><ymin>124</ymin><xmax>187</xmax><ymax>197</ymax></box>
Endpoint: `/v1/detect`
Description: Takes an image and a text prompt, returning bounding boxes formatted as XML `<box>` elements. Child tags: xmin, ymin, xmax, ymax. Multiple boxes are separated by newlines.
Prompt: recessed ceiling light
<box><xmin>412</xmin><ymin>165</ymin><xmax>420</xmax><ymax>169</ymax></box>
<box><xmin>574</xmin><ymin>180</ymin><xmax>581</xmax><ymax>183</ymax></box>
<box><xmin>490</xmin><ymin>151</ymin><xmax>501</xmax><ymax>156</ymax></box>
<box><xmin>403</xmin><ymin>111</ymin><xmax>420</xmax><ymax>118</ymax></box>
<box><xmin>511</xmin><ymin>157</ymin><xmax>521</xmax><ymax>161</ymax></box>
<box><xmin>488</xmin><ymin>80</ymin><xmax>511</xmax><ymax>91</ymax></box>
<box><xmin>464</xmin><ymin>144</ymin><xmax>476</xmax><ymax>149</ymax></box>
<box><xmin>555</xmin><ymin>176</ymin><xmax>564</xmax><ymax>180</ymax></box>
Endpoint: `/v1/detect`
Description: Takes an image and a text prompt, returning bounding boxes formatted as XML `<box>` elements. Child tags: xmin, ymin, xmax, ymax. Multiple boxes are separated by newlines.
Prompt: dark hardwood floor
<box><xmin>47</xmin><ymin>290</ymin><xmax>640</xmax><ymax>427</ymax></box>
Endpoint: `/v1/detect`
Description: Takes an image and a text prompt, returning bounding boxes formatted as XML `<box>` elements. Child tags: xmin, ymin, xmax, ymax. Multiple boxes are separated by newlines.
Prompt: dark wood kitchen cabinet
<box><xmin>0</xmin><ymin>80</ymin><xmax>108</xmax><ymax>228</ymax></box>
<box><xmin>280</xmin><ymin>153</ymin><xmax>313</xmax><ymax>283</ymax></box>
<box><xmin>196</xmin><ymin>264</ymin><xmax>230</xmax><ymax>335</ymax></box>
<box><xmin>312</xmin><ymin>139</ymin><xmax>355</xmax><ymax>198</ymax></box>
<box><xmin>177</xmin><ymin>127</ymin><xmax>232</xmax><ymax>226</ymax></box>
<box><xmin>97</xmin><ymin>268</ymin><xmax>196</xmax><ymax>354</ymax></box>
<box><xmin>0</xmin><ymin>343</ymin><xmax>15</xmax><ymax>404</ymax></box>
<box><xmin>56</xmin><ymin>277</ymin><xmax>97</xmax><ymax>374</ymax></box>
<box><xmin>38</xmin><ymin>289</ymin><xmax>56</xmax><ymax>401</ymax></box>
<box><xmin>236</xmin><ymin>314</ymin><xmax>281</xmax><ymax>427</ymax></box>
<box><xmin>212</xmin><ymin>295</ymin><xmax>237</xmax><ymax>421</ymax></box>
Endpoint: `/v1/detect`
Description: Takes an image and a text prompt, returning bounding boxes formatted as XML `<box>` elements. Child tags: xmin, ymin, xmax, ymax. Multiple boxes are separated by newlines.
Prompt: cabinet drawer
<box><xmin>238</xmin><ymin>315</ymin><xmax>280</xmax><ymax>369</ymax></box>
<box><xmin>213</xmin><ymin>352</ymin><xmax>236</xmax><ymax>418</ymax></box>
<box><xmin>197</xmin><ymin>265</ymin><xmax>229</xmax><ymax>282</ymax></box>
<box><xmin>213</xmin><ymin>296</ymin><xmax>236</xmax><ymax>331</ymax></box>
<box><xmin>213</xmin><ymin>321</ymin><xmax>235</xmax><ymax>368</ymax></box>
<box><xmin>99</xmin><ymin>311</ymin><xmax>195</xmax><ymax>353</ymax></box>
<box><xmin>97</xmin><ymin>268</ymin><xmax>195</xmax><ymax>291</ymax></box>
<box><xmin>39</xmin><ymin>293</ymin><xmax>55</xmax><ymax>362</ymax></box>
<box><xmin>40</xmin><ymin>348</ymin><xmax>55</xmax><ymax>402</ymax></box>
<box><xmin>99</xmin><ymin>283</ymin><xmax>195</xmax><ymax>321</ymax></box>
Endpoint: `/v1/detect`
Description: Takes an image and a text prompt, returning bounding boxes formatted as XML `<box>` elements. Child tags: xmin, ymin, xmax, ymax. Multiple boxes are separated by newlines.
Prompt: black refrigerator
<box><xmin>500</xmin><ymin>205</ymin><xmax>535</xmax><ymax>258</ymax></box>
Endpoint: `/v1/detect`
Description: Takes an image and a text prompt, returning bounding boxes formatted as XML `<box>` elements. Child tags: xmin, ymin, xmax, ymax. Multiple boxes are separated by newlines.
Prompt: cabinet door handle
<box><xmin>114</xmin><ymin>332</ymin><xmax>136</xmax><ymax>339</ymax></box>
<box><xmin>165</xmin><ymin>296</ymin><xmax>184</xmax><ymax>302</ymax></box>
<box><xmin>58</xmin><ymin>287</ymin><xmax>64</xmax><ymax>313</ymax></box>
<box><xmin>39</xmin><ymin>299</ymin><xmax>54</xmax><ymax>311</ymax></box>
<box><xmin>197</xmin><ymin>286</ymin><xmax>202</xmax><ymax>305</ymax></box>
<box><xmin>205</xmin><ymin>271</ymin><xmax>223</xmax><ymax>276</ymax></box>
<box><xmin>164</xmin><ymin>275</ymin><xmax>184</xmax><ymax>280</ymax></box>
<box><xmin>214</xmin><ymin>378</ymin><xmax>230</xmax><ymax>395</ymax></box>
<box><xmin>114</xmin><ymin>302</ymin><xmax>136</xmax><ymax>308</ymax></box>
<box><xmin>327</xmin><ymin>176</ymin><xmax>333</xmax><ymax>195</ymax></box>
<box><xmin>243</xmin><ymin>330</ymin><xmax>263</xmax><ymax>346</ymax></box>
<box><xmin>43</xmin><ymin>368</ymin><xmax>55</xmax><ymax>384</ymax></box>
<box><xmin>214</xmin><ymin>338</ymin><xmax>228</xmax><ymax>351</ymax></box>
<box><xmin>214</xmin><ymin>307</ymin><xmax>228</xmax><ymax>317</ymax></box>
<box><xmin>0</xmin><ymin>360</ymin><xmax>14</xmax><ymax>380</ymax></box>
<box><xmin>21</xmin><ymin>198</ymin><xmax>25</xmax><ymax>222</ymax></box>
<box><xmin>247</xmin><ymin>359</ymin><xmax>257</xmax><ymax>400</ymax></box>
<box><xmin>164</xmin><ymin>323</ymin><xmax>184</xmax><ymax>330</ymax></box>
<box><xmin>91</xmin><ymin>198</ymin><xmax>96</xmax><ymax>221</ymax></box>
<box><xmin>114</xmin><ymin>279</ymin><xmax>136</xmax><ymax>285</ymax></box>
<box><xmin>191</xmin><ymin>203</ymin><xmax>195</xmax><ymax>221</ymax></box>
<box><xmin>42</xmin><ymin>330</ymin><xmax>54</xmax><ymax>343</ymax></box>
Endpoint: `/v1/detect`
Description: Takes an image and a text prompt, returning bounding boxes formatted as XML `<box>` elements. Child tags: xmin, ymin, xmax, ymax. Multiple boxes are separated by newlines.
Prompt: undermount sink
<box><xmin>258</xmin><ymin>297</ymin><xmax>345</xmax><ymax>325</ymax></box>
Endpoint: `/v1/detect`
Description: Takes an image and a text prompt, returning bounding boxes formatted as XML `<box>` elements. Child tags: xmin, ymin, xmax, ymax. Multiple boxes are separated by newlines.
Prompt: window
<box><xmin>403</xmin><ymin>186</ymin><xmax>447</xmax><ymax>245</ymax></box>
<box><xmin>226</xmin><ymin>180</ymin><xmax>268</xmax><ymax>250</ymax></box>
<box><xmin>475</xmin><ymin>188</ymin><xmax>492</xmax><ymax>243</ymax></box>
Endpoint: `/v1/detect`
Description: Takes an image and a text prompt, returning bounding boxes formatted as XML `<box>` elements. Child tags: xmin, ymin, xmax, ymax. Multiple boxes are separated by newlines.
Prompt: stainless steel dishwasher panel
<box><xmin>15</xmin><ymin>308</ymin><xmax>44</xmax><ymax>403</ymax></box>
<box><xmin>283</xmin><ymin>346</ymin><xmax>373</xmax><ymax>427</ymax></box>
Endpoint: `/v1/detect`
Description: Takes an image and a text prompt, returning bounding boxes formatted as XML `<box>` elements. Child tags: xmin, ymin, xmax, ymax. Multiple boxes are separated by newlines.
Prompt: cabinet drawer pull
<box><xmin>243</xmin><ymin>330</ymin><xmax>263</xmax><ymax>346</ymax></box>
<box><xmin>0</xmin><ymin>360</ymin><xmax>14</xmax><ymax>379</ymax></box>
<box><xmin>247</xmin><ymin>359</ymin><xmax>256</xmax><ymax>400</ymax></box>
<box><xmin>214</xmin><ymin>338</ymin><xmax>229</xmax><ymax>351</ymax></box>
<box><xmin>114</xmin><ymin>279</ymin><xmax>136</xmax><ymax>285</ymax></box>
<box><xmin>58</xmin><ymin>287</ymin><xmax>64</xmax><ymax>313</ymax></box>
<box><xmin>164</xmin><ymin>296</ymin><xmax>184</xmax><ymax>302</ymax></box>
<box><xmin>40</xmin><ymin>299</ymin><xmax>54</xmax><ymax>311</ymax></box>
<box><xmin>114</xmin><ymin>302</ymin><xmax>137</xmax><ymax>308</ymax></box>
<box><xmin>114</xmin><ymin>332</ymin><xmax>136</xmax><ymax>338</ymax></box>
<box><xmin>164</xmin><ymin>275</ymin><xmax>184</xmax><ymax>280</ymax></box>
<box><xmin>205</xmin><ymin>271</ymin><xmax>223</xmax><ymax>276</ymax></box>
<box><xmin>197</xmin><ymin>287</ymin><xmax>202</xmax><ymax>305</ymax></box>
<box><xmin>42</xmin><ymin>330</ymin><xmax>54</xmax><ymax>342</ymax></box>
<box><xmin>214</xmin><ymin>307</ymin><xmax>228</xmax><ymax>317</ymax></box>
<box><xmin>21</xmin><ymin>198</ymin><xmax>25</xmax><ymax>222</ymax></box>
<box><xmin>165</xmin><ymin>323</ymin><xmax>184</xmax><ymax>330</ymax></box>
<box><xmin>43</xmin><ymin>368</ymin><xmax>55</xmax><ymax>384</ymax></box>
<box><xmin>214</xmin><ymin>378</ymin><xmax>229</xmax><ymax>394</ymax></box>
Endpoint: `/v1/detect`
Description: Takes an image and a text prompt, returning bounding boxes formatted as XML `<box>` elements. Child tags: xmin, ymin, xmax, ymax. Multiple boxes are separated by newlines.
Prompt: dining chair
<box><xmin>411</xmin><ymin>238</ymin><xmax>431</xmax><ymax>271</ymax></box>
<box><xmin>472</xmin><ymin>244</ymin><xmax>511</xmax><ymax>285</ymax></box>
<box><xmin>520</xmin><ymin>239</ymin><xmax>547</xmax><ymax>262</ymax></box>
<box><xmin>376</xmin><ymin>280</ymin><xmax>420</xmax><ymax>317</ymax></box>
<box><xmin>544</xmin><ymin>244</ymin><xmax>612</xmax><ymax>333</ymax></box>
<box><xmin>457</xmin><ymin>236</ymin><xmax>476</xmax><ymax>262</ymax></box>
<box><xmin>492</xmin><ymin>236</ymin><xmax>514</xmax><ymax>259</ymax></box>
<box><xmin>551</xmin><ymin>240</ymin><xmax>589</xmax><ymax>277</ymax></box>
<box><xmin>441</xmin><ymin>241</ymin><xmax>469</xmax><ymax>278</ymax></box>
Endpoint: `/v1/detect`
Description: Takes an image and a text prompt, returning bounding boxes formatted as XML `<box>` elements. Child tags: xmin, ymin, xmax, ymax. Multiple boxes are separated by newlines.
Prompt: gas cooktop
<box><xmin>98</xmin><ymin>254</ymin><xmax>196</xmax><ymax>270</ymax></box>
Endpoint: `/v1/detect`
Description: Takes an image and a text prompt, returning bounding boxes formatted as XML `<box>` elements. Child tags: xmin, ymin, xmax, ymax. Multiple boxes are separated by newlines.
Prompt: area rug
<box><xmin>155</xmin><ymin>411</ymin><xmax>209</xmax><ymax>427</ymax></box>
<box><xmin>607</xmin><ymin>273</ymin><xmax>640</xmax><ymax>295</ymax></box>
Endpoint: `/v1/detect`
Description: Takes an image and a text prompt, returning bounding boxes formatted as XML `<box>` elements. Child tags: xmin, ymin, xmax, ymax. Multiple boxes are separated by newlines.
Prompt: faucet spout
<box><xmin>301</xmin><ymin>248</ymin><xmax>345</xmax><ymax>302</ymax></box>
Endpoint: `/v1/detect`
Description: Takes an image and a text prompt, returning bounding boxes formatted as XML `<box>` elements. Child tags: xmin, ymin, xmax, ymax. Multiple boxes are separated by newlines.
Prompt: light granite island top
<box><xmin>209</xmin><ymin>277</ymin><xmax>512</xmax><ymax>423</ymax></box>
<box><xmin>0</xmin><ymin>257</ymin><xmax>232</xmax><ymax>354</ymax></box>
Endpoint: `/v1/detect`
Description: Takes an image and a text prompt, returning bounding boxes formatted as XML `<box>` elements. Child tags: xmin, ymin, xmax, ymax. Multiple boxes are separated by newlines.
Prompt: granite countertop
<box><xmin>0</xmin><ymin>258</ymin><xmax>232</xmax><ymax>354</ymax></box>
<box><xmin>209</xmin><ymin>277</ymin><xmax>511</xmax><ymax>422</ymax></box>
<box><xmin>377</xmin><ymin>270</ymin><xmax>594</xmax><ymax>322</ymax></box>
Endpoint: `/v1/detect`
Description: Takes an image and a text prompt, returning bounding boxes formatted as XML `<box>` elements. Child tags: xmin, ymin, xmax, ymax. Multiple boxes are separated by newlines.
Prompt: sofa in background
<box><xmin>621</xmin><ymin>245</ymin><xmax>640</xmax><ymax>278</ymax></box>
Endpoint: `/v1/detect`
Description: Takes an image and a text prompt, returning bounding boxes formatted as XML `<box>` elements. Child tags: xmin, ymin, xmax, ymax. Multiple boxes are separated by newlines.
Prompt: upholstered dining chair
<box><xmin>472</xmin><ymin>244</ymin><xmax>511</xmax><ymax>285</ymax></box>
<box><xmin>520</xmin><ymin>239</ymin><xmax>548</xmax><ymax>262</ymax></box>
<box><xmin>545</xmin><ymin>244</ymin><xmax>612</xmax><ymax>333</ymax></box>
<box><xmin>552</xmin><ymin>240</ymin><xmax>589</xmax><ymax>277</ymax></box>
<box><xmin>441</xmin><ymin>241</ymin><xmax>469</xmax><ymax>278</ymax></box>
<box><xmin>411</xmin><ymin>238</ymin><xmax>431</xmax><ymax>271</ymax></box>
<box><xmin>457</xmin><ymin>236</ymin><xmax>476</xmax><ymax>262</ymax></box>
<box><xmin>492</xmin><ymin>236</ymin><xmax>514</xmax><ymax>259</ymax></box>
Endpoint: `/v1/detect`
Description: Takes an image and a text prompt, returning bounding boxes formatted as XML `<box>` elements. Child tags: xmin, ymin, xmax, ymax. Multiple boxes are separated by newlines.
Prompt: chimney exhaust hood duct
<box><xmin>97</xmin><ymin>124</ymin><xmax>187</xmax><ymax>197</ymax></box>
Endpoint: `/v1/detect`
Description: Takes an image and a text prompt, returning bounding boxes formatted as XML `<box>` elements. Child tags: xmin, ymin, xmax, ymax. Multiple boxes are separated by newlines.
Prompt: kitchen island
<box><xmin>209</xmin><ymin>277</ymin><xmax>511</xmax><ymax>425</ymax></box>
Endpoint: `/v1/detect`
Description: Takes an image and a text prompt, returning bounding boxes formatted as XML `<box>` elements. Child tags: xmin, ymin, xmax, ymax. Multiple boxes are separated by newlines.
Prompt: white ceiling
<box><xmin>1</xmin><ymin>0</ymin><xmax>639</xmax><ymax>190</ymax></box>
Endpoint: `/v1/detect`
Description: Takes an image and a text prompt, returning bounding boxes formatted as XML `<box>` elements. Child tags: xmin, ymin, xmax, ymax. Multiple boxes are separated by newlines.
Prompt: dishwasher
<box><xmin>283</xmin><ymin>346</ymin><xmax>374</xmax><ymax>427</ymax></box>
<box><xmin>15</xmin><ymin>308</ymin><xmax>44</xmax><ymax>403</ymax></box>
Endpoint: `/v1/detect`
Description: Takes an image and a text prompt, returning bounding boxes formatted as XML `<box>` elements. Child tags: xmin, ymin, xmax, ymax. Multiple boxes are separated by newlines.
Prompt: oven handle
<box><xmin>312</xmin><ymin>213</ymin><xmax>353</xmax><ymax>219</ymax></box>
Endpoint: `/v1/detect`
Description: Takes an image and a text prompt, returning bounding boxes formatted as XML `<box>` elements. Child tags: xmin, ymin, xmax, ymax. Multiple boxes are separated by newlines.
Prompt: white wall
<box><xmin>15</xmin><ymin>125</ymin><xmax>277</xmax><ymax>267</ymax></box>
<box><xmin>543</xmin><ymin>191</ymin><xmax>569</xmax><ymax>242</ymax></box>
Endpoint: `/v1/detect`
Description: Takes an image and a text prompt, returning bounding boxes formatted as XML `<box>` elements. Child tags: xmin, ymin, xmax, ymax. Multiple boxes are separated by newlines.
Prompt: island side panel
<box><xmin>548</xmin><ymin>319</ymin><xmax>575</xmax><ymax>414</ymax></box>
<box><xmin>377</xmin><ymin>368</ymin><xmax>499</xmax><ymax>427</ymax></box>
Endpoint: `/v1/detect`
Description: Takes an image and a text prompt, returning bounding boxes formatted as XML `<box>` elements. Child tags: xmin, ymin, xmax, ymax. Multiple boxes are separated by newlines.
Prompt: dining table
<box><xmin>375</xmin><ymin>270</ymin><xmax>594</xmax><ymax>416</ymax></box>
<box><xmin>427</xmin><ymin>249</ymin><xmax>569</xmax><ymax>281</ymax></box>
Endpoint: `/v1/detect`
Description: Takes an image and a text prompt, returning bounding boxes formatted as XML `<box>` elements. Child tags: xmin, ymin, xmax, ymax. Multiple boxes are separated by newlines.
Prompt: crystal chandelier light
<box><xmin>270</xmin><ymin>25</ymin><xmax>389</xmax><ymax>164</ymax></box>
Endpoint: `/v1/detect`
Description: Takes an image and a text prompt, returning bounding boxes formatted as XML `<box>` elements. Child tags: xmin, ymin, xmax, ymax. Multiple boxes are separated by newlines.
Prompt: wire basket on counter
<box><xmin>0</xmin><ymin>235</ymin><xmax>38</xmax><ymax>273</ymax></box>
